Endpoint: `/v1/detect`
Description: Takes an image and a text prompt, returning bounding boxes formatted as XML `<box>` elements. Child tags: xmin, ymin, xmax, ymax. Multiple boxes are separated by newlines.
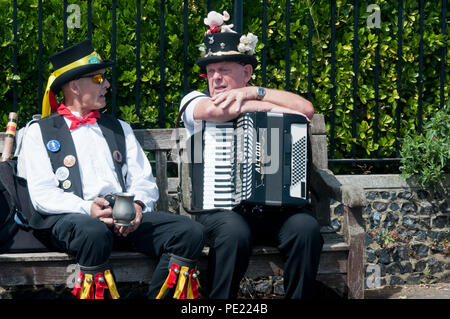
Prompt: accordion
<box><xmin>186</xmin><ymin>112</ymin><xmax>310</xmax><ymax>211</ymax></box>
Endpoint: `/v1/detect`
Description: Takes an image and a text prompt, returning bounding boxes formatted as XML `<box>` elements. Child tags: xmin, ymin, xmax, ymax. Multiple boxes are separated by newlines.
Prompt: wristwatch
<box><xmin>256</xmin><ymin>86</ymin><xmax>266</xmax><ymax>100</ymax></box>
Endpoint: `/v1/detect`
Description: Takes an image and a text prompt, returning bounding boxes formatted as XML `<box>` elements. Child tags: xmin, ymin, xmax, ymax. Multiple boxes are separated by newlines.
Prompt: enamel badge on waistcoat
<box><xmin>39</xmin><ymin>114</ymin><xmax>127</xmax><ymax>197</ymax></box>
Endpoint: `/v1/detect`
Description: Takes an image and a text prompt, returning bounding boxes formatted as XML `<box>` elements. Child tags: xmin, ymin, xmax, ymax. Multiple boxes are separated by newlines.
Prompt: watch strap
<box><xmin>134</xmin><ymin>200</ymin><xmax>145</xmax><ymax>210</ymax></box>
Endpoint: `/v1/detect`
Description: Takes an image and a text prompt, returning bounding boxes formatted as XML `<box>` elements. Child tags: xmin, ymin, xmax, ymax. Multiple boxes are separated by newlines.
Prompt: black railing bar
<box><xmin>373</xmin><ymin>26</ymin><xmax>380</xmax><ymax>144</ymax></box>
<box><xmin>233</xmin><ymin>0</ymin><xmax>243</xmax><ymax>34</ymax></box>
<box><xmin>13</xmin><ymin>0</ymin><xmax>18</xmax><ymax>112</ymax></box>
<box><xmin>285</xmin><ymin>0</ymin><xmax>290</xmax><ymax>91</ymax></box>
<box><xmin>329</xmin><ymin>0</ymin><xmax>337</xmax><ymax>159</ymax></box>
<box><xmin>111</xmin><ymin>0</ymin><xmax>117</xmax><ymax>115</ymax></box>
<box><xmin>439</xmin><ymin>0</ymin><xmax>447</xmax><ymax>109</ymax></box>
<box><xmin>87</xmin><ymin>0</ymin><xmax>92</xmax><ymax>42</ymax></box>
<box><xmin>135</xmin><ymin>0</ymin><xmax>141</xmax><ymax>116</ymax></box>
<box><xmin>418</xmin><ymin>0</ymin><xmax>424</xmax><ymax>133</ymax></box>
<box><xmin>328</xmin><ymin>158</ymin><xmax>401</xmax><ymax>163</ymax></box>
<box><xmin>395</xmin><ymin>0</ymin><xmax>403</xmax><ymax>157</ymax></box>
<box><xmin>351</xmin><ymin>0</ymin><xmax>359</xmax><ymax>159</ymax></box>
<box><xmin>207</xmin><ymin>0</ymin><xmax>212</xmax><ymax>12</ymax></box>
<box><xmin>182</xmin><ymin>0</ymin><xmax>188</xmax><ymax>96</ymax></box>
<box><xmin>38</xmin><ymin>0</ymin><xmax>43</xmax><ymax>113</ymax></box>
<box><xmin>63</xmin><ymin>0</ymin><xmax>67</xmax><ymax>48</ymax></box>
<box><xmin>307</xmin><ymin>11</ymin><xmax>313</xmax><ymax>101</ymax></box>
<box><xmin>262</xmin><ymin>0</ymin><xmax>267</xmax><ymax>87</ymax></box>
<box><xmin>159</xmin><ymin>0</ymin><xmax>165</xmax><ymax>128</ymax></box>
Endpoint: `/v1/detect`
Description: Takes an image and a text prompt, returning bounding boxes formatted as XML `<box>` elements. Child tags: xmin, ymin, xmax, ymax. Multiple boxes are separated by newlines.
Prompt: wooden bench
<box><xmin>0</xmin><ymin>114</ymin><xmax>367</xmax><ymax>298</ymax></box>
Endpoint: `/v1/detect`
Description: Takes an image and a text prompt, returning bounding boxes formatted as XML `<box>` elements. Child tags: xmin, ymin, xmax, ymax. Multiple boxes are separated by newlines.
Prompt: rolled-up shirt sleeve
<box><xmin>180</xmin><ymin>91</ymin><xmax>208</xmax><ymax>138</ymax></box>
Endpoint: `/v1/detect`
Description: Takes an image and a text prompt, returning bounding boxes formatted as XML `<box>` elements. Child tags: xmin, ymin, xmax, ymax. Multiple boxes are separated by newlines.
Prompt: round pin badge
<box><xmin>47</xmin><ymin>140</ymin><xmax>61</xmax><ymax>153</ymax></box>
<box><xmin>113</xmin><ymin>150</ymin><xmax>123</xmax><ymax>163</ymax></box>
<box><xmin>63</xmin><ymin>155</ymin><xmax>76</xmax><ymax>168</ymax></box>
<box><xmin>88</xmin><ymin>56</ymin><xmax>101</xmax><ymax>64</ymax></box>
<box><xmin>62</xmin><ymin>179</ymin><xmax>72</xmax><ymax>190</ymax></box>
<box><xmin>55</xmin><ymin>166</ymin><xmax>70</xmax><ymax>181</ymax></box>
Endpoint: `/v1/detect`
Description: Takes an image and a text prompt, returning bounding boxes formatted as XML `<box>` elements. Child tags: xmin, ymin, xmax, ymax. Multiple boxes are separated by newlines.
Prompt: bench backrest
<box><xmin>0</xmin><ymin>114</ymin><xmax>328</xmax><ymax>214</ymax></box>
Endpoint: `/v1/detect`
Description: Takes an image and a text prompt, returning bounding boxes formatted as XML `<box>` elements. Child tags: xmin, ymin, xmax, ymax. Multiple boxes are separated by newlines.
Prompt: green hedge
<box><xmin>0</xmin><ymin>0</ymin><xmax>448</xmax><ymax>168</ymax></box>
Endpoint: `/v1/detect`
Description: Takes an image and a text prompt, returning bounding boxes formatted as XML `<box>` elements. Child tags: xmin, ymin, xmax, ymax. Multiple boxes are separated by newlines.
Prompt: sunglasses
<box><xmin>77</xmin><ymin>73</ymin><xmax>107</xmax><ymax>84</ymax></box>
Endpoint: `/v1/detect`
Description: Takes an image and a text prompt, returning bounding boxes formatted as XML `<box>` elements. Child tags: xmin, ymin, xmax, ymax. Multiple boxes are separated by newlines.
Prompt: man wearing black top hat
<box><xmin>18</xmin><ymin>39</ymin><xmax>204</xmax><ymax>299</ymax></box>
<box><xmin>179</xmin><ymin>11</ymin><xmax>323</xmax><ymax>299</ymax></box>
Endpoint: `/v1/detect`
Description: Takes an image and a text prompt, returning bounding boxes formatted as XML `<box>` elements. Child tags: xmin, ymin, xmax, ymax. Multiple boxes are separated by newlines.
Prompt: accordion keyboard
<box><xmin>202</xmin><ymin>122</ymin><xmax>235</xmax><ymax>210</ymax></box>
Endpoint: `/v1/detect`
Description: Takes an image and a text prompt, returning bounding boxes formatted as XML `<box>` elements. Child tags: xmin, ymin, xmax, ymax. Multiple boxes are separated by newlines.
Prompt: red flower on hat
<box><xmin>209</xmin><ymin>25</ymin><xmax>220</xmax><ymax>34</ymax></box>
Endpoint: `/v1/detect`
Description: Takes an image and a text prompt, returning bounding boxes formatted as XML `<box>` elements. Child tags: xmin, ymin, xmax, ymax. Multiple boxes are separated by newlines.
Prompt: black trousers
<box><xmin>35</xmin><ymin>211</ymin><xmax>204</xmax><ymax>298</ymax></box>
<box><xmin>196</xmin><ymin>206</ymin><xmax>323</xmax><ymax>299</ymax></box>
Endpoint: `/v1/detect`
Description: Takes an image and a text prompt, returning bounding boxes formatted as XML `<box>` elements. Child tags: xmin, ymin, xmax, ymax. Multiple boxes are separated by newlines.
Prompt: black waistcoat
<box><xmin>29</xmin><ymin>113</ymin><xmax>126</xmax><ymax>230</ymax></box>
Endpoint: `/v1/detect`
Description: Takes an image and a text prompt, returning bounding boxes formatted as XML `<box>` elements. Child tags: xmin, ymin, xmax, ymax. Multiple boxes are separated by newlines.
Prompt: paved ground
<box><xmin>365</xmin><ymin>283</ymin><xmax>450</xmax><ymax>299</ymax></box>
<box><xmin>2</xmin><ymin>282</ymin><xmax>449</xmax><ymax>299</ymax></box>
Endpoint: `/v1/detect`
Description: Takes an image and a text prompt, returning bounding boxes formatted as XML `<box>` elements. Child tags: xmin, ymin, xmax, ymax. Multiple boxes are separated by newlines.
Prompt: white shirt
<box><xmin>17</xmin><ymin>112</ymin><xmax>159</xmax><ymax>215</ymax></box>
<box><xmin>179</xmin><ymin>90</ymin><xmax>208</xmax><ymax>138</ymax></box>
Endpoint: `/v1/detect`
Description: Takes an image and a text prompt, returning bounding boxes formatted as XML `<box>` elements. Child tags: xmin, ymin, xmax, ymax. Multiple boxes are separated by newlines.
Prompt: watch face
<box><xmin>257</xmin><ymin>87</ymin><xmax>265</xmax><ymax>99</ymax></box>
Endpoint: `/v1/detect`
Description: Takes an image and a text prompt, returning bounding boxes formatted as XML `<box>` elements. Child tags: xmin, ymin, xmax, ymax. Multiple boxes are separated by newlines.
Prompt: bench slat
<box><xmin>0</xmin><ymin>237</ymin><xmax>348</xmax><ymax>263</ymax></box>
<box><xmin>0</xmin><ymin>237</ymin><xmax>349</xmax><ymax>287</ymax></box>
<box><xmin>0</xmin><ymin>248</ymin><xmax>348</xmax><ymax>287</ymax></box>
<box><xmin>134</xmin><ymin>128</ymin><xmax>186</xmax><ymax>151</ymax></box>
<box><xmin>155</xmin><ymin>150</ymin><xmax>168</xmax><ymax>211</ymax></box>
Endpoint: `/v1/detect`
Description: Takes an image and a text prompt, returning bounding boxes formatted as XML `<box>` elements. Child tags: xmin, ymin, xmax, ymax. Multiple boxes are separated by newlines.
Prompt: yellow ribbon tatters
<box><xmin>104</xmin><ymin>269</ymin><xmax>120</xmax><ymax>299</ymax></box>
<box><xmin>80</xmin><ymin>273</ymin><xmax>93</xmax><ymax>299</ymax></box>
<box><xmin>41</xmin><ymin>52</ymin><xmax>102</xmax><ymax>118</ymax></box>
<box><xmin>173</xmin><ymin>266</ymin><xmax>189</xmax><ymax>299</ymax></box>
<box><xmin>155</xmin><ymin>264</ymin><xmax>200</xmax><ymax>299</ymax></box>
<box><xmin>187</xmin><ymin>270</ymin><xmax>201</xmax><ymax>299</ymax></box>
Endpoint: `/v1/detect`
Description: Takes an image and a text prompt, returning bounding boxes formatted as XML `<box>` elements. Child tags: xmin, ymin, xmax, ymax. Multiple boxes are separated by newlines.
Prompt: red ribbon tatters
<box><xmin>71</xmin><ymin>272</ymin><xmax>84</xmax><ymax>299</ymax></box>
<box><xmin>189</xmin><ymin>268</ymin><xmax>200</xmax><ymax>299</ymax></box>
<box><xmin>94</xmin><ymin>272</ymin><xmax>109</xmax><ymax>299</ymax></box>
<box><xmin>167</xmin><ymin>264</ymin><xmax>180</xmax><ymax>288</ymax></box>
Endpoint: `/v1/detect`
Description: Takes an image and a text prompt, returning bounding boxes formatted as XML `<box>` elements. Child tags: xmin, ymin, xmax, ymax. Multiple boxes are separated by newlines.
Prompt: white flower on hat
<box><xmin>238</xmin><ymin>32</ymin><xmax>258</xmax><ymax>55</ymax></box>
<box><xmin>198</xmin><ymin>43</ymin><xmax>206</xmax><ymax>53</ymax></box>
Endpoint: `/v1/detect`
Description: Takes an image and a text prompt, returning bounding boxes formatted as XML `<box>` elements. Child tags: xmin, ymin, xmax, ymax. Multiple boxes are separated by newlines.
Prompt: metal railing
<box><xmin>6</xmin><ymin>0</ymin><xmax>448</xmax><ymax>167</ymax></box>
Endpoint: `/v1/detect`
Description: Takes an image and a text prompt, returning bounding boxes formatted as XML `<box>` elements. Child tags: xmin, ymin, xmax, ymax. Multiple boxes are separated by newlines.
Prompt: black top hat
<box><xmin>49</xmin><ymin>39</ymin><xmax>114</xmax><ymax>92</ymax></box>
<box><xmin>42</xmin><ymin>39</ymin><xmax>114</xmax><ymax>117</ymax></box>
<box><xmin>196</xmin><ymin>31</ymin><xmax>258</xmax><ymax>70</ymax></box>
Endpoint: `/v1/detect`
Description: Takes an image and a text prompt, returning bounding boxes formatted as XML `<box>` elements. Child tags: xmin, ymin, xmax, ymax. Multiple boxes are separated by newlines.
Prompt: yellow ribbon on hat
<box><xmin>41</xmin><ymin>51</ymin><xmax>102</xmax><ymax>118</ymax></box>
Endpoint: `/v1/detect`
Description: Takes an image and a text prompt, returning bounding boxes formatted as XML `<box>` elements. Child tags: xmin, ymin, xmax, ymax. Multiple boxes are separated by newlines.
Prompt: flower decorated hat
<box><xmin>196</xmin><ymin>10</ymin><xmax>258</xmax><ymax>70</ymax></box>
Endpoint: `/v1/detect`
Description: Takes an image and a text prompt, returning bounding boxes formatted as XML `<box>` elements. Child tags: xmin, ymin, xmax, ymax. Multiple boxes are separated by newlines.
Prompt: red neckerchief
<box><xmin>57</xmin><ymin>104</ymin><xmax>100</xmax><ymax>130</ymax></box>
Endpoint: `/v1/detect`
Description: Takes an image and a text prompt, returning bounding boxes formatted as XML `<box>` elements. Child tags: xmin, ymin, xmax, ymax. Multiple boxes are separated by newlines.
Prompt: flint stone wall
<box><xmin>333</xmin><ymin>174</ymin><xmax>450</xmax><ymax>288</ymax></box>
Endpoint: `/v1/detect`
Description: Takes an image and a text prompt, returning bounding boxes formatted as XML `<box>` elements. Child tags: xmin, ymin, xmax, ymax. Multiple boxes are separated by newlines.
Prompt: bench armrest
<box><xmin>311</xmin><ymin>165</ymin><xmax>367</xmax><ymax>208</ymax></box>
<box><xmin>311</xmin><ymin>165</ymin><xmax>366</xmax><ymax>298</ymax></box>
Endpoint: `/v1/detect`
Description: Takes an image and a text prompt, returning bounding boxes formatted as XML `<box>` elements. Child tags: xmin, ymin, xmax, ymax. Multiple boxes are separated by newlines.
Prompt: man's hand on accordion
<box><xmin>210</xmin><ymin>87</ymin><xmax>251</xmax><ymax>113</ymax></box>
<box><xmin>210</xmin><ymin>86</ymin><xmax>314</xmax><ymax>121</ymax></box>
